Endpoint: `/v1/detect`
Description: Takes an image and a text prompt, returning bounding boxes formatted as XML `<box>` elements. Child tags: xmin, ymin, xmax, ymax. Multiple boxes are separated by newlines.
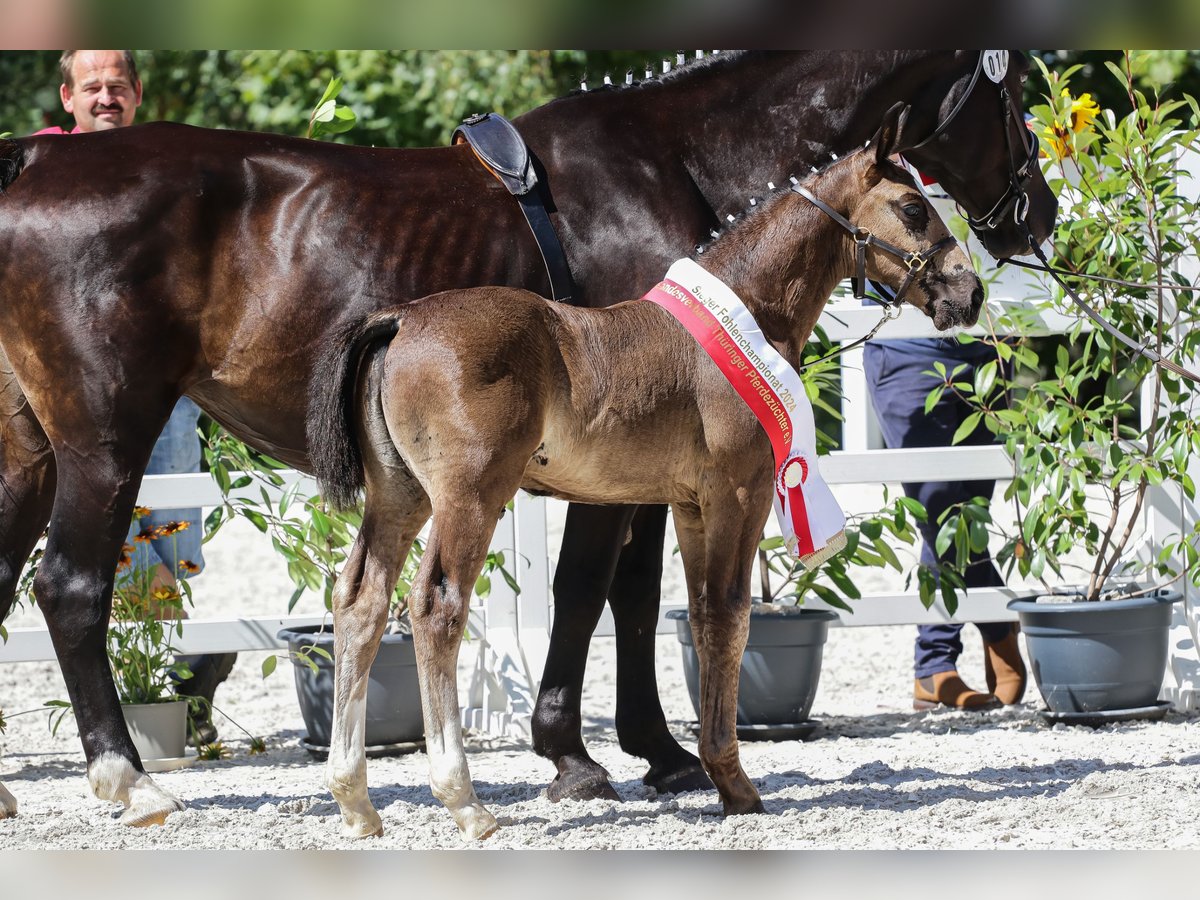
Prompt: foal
<box><xmin>310</xmin><ymin>111</ymin><xmax>983</xmax><ymax>839</ymax></box>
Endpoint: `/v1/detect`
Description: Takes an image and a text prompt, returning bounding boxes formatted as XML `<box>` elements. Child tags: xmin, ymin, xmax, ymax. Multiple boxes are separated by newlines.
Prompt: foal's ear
<box><xmin>871</xmin><ymin>102</ymin><xmax>911</xmax><ymax>165</ymax></box>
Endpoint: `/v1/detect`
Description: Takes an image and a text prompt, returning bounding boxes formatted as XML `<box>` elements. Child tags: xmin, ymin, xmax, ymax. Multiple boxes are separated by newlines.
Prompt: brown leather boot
<box><xmin>913</xmin><ymin>670</ymin><xmax>1001</xmax><ymax>710</ymax></box>
<box><xmin>984</xmin><ymin>625</ymin><xmax>1027</xmax><ymax>705</ymax></box>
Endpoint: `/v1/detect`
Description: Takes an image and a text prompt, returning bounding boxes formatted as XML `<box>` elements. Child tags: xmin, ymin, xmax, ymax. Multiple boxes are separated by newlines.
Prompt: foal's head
<box><xmin>701</xmin><ymin>103</ymin><xmax>984</xmax><ymax>335</ymax></box>
<box><xmin>800</xmin><ymin>104</ymin><xmax>985</xmax><ymax>330</ymax></box>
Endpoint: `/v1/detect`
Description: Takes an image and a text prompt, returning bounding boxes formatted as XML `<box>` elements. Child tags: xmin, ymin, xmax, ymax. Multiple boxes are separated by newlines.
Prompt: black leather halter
<box><xmin>791</xmin><ymin>183</ymin><xmax>956</xmax><ymax>304</ymax></box>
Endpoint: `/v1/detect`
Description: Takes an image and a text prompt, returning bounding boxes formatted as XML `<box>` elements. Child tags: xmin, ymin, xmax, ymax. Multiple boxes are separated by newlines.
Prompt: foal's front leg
<box><xmin>675</xmin><ymin>502</ymin><xmax>765</xmax><ymax>816</ymax></box>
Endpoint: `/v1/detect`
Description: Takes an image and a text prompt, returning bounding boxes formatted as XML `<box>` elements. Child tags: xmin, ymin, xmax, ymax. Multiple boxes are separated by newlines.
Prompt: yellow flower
<box><xmin>152</xmin><ymin>586</ymin><xmax>179</xmax><ymax>603</ymax></box>
<box><xmin>1041</xmin><ymin>90</ymin><xmax>1101</xmax><ymax>162</ymax></box>
<box><xmin>177</xmin><ymin>559</ymin><xmax>201</xmax><ymax>575</ymax></box>
<box><xmin>159</xmin><ymin>520</ymin><xmax>190</xmax><ymax>536</ymax></box>
<box><xmin>115</xmin><ymin>544</ymin><xmax>135</xmax><ymax>571</ymax></box>
<box><xmin>1068</xmin><ymin>90</ymin><xmax>1100</xmax><ymax>133</ymax></box>
<box><xmin>133</xmin><ymin>527</ymin><xmax>157</xmax><ymax>544</ymax></box>
<box><xmin>1042</xmin><ymin>122</ymin><xmax>1070</xmax><ymax>159</ymax></box>
<box><xmin>132</xmin><ymin>506</ymin><xmax>152</xmax><ymax>520</ymax></box>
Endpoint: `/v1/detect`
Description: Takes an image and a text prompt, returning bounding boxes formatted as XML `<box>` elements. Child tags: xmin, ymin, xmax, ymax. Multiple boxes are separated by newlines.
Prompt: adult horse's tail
<box><xmin>0</xmin><ymin>139</ymin><xmax>26</xmax><ymax>191</ymax></box>
<box><xmin>309</xmin><ymin>312</ymin><xmax>403</xmax><ymax>511</ymax></box>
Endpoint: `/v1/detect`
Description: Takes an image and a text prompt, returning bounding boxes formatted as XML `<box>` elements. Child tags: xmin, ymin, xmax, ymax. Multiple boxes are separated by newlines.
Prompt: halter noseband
<box><xmin>791</xmin><ymin>180</ymin><xmax>956</xmax><ymax>305</ymax></box>
<box><xmin>907</xmin><ymin>51</ymin><xmax>1041</xmax><ymax>241</ymax></box>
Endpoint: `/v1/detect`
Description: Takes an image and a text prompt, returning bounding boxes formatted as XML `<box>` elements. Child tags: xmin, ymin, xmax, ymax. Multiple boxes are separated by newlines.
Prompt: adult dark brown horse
<box><xmin>0</xmin><ymin>51</ymin><xmax>1054</xmax><ymax>824</ymax></box>
<box><xmin>308</xmin><ymin>107</ymin><xmax>982</xmax><ymax>839</ymax></box>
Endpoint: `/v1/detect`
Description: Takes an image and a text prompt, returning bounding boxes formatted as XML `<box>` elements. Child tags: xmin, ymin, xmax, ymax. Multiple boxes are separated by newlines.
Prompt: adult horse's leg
<box><xmin>0</xmin><ymin>347</ymin><xmax>56</xmax><ymax>623</ymax></box>
<box><xmin>609</xmin><ymin>503</ymin><xmax>712</xmax><ymax>795</ymax></box>
<box><xmin>532</xmin><ymin>502</ymin><xmax>631</xmax><ymax>802</ymax></box>
<box><xmin>34</xmin><ymin>438</ymin><xmax>184</xmax><ymax>825</ymax></box>
<box><xmin>0</xmin><ymin>349</ymin><xmax>57</xmax><ymax>819</ymax></box>
<box><xmin>674</xmin><ymin>502</ymin><xmax>764</xmax><ymax>817</ymax></box>
<box><xmin>326</xmin><ymin>480</ymin><xmax>430</xmax><ymax>838</ymax></box>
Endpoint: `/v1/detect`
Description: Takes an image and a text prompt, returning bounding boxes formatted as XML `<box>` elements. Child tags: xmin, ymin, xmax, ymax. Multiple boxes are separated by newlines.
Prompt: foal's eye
<box><xmin>903</xmin><ymin>203</ymin><xmax>923</xmax><ymax>218</ymax></box>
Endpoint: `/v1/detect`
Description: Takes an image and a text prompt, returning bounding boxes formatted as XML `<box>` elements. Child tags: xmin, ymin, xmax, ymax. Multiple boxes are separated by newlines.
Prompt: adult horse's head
<box><xmin>794</xmin><ymin>103</ymin><xmax>984</xmax><ymax>330</ymax></box>
<box><xmin>900</xmin><ymin>50</ymin><xmax>1056</xmax><ymax>259</ymax></box>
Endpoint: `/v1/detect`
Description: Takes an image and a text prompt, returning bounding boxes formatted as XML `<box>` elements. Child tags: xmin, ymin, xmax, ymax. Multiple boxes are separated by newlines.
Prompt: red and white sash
<box><xmin>643</xmin><ymin>258</ymin><xmax>846</xmax><ymax>567</ymax></box>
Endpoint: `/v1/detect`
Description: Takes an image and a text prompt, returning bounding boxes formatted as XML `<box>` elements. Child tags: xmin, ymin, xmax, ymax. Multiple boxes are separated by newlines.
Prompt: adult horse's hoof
<box><xmin>643</xmin><ymin>763</ymin><xmax>714</xmax><ymax>796</ymax></box>
<box><xmin>547</xmin><ymin>769</ymin><xmax>621</xmax><ymax>804</ymax></box>
<box><xmin>89</xmin><ymin>754</ymin><xmax>184</xmax><ymax>827</ymax></box>
<box><xmin>119</xmin><ymin>795</ymin><xmax>185</xmax><ymax>828</ymax></box>
<box><xmin>0</xmin><ymin>782</ymin><xmax>17</xmax><ymax>818</ymax></box>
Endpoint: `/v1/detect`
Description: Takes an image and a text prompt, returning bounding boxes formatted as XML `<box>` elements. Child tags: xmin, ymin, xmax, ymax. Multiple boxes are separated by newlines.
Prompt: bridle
<box><xmin>790</xmin><ymin>156</ymin><xmax>957</xmax><ymax>367</ymax></box>
<box><xmin>910</xmin><ymin>52</ymin><xmax>1200</xmax><ymax>384</ymax></box>
<box><xmin>907</xmin><ymin>50</ymin><xmax>1042</xmax><ymax>243</ymax></box>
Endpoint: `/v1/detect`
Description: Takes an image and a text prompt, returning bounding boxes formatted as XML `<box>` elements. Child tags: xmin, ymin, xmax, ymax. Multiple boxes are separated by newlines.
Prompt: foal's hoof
<box><xmin>722</xmin><ymin>796</ymin><xmax>766</xmax><ymax>817</ymax></box>
<box><xmin>455</xmin><ymin>806</ymin><xmax>499</xmax><ymax>841</ymax></box>
<box><xmin>643</xmin><ymin>763</ymin><xmax>714</xmax><ymax>796</ymax></box>
<box><xmin>341</xmin><ymin>809</ymin><xmax>385</xmax><ymax>839</ymax></box>
<box><xmin>0</xmin><ymin>783</ymin><xmax>17</xmax><ymax>818</ymax></box>
<box><xmin>547</xmin><ymin>769</ymin><xmax>621</xmax><ymax>804</ymax></box>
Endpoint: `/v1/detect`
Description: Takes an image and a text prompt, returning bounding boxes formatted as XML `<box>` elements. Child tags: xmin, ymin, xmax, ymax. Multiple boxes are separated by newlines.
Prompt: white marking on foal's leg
<box><xmin>0</xmin><ymin>780</ymin><xmax>17</xmax><ymax>818</ymax></box>
<box><xmin>424</xmin><ymin>695</ymin><xmax>497</xmax><ymax>841</ymax></box>
<box><xmin>88</xmin><ymin>752</ymin><xmax>183</xmax><ymax>827</ymax></box>
<box><xmin>326</xmin><ymin>693</ymin><xmax>383</xmax><ymax>838</ymax></box>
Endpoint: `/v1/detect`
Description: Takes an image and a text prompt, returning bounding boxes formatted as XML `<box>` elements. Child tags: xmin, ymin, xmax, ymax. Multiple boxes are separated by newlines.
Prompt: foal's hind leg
<box><xmin>610</xmin><ymin>504</ymin><xmax>712</xmax><ymax>796</ymax></box>
<box><xmin>326</xmin><ymin>479</ymin><xmax>430</xmax><ymax>838</ymax></box>
<box><xmin>410</xmin><ymin>496</ymin><xmax>512</xmax><ymax>840</ymax></box>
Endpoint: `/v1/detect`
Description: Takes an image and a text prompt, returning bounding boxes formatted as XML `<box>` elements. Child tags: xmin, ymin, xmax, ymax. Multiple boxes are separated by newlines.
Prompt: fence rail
<box><xmin>3</xmin><ymin>252</ymin><xmax>1198</xmax><ymax>724</ymax></box>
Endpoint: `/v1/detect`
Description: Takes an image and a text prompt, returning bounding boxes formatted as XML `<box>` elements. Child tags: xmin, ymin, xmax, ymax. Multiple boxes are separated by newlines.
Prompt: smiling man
<box><xmin>37</xmin><ymin>49</ymin><xmax>142</xmax><ymax>134</ymax></box>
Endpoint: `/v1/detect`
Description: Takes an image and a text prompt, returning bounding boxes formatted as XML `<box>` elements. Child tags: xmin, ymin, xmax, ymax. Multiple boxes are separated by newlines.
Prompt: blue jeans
<box><xmin>127</xmin><ymin>397</ymin><xmax>205</xmax><ymax>578</ymax></box>
<box><xmin>863</xmin><ymin>341</ymin><xmax>1010</xmax><ymax>678</ymax></box>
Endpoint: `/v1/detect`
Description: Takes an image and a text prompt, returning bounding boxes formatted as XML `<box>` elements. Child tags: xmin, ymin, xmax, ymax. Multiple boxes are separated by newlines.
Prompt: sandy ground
<box><xmin>2</xmin><ymin>500</ymin><xmax>1199</xmax><ymax>850</ymax></box>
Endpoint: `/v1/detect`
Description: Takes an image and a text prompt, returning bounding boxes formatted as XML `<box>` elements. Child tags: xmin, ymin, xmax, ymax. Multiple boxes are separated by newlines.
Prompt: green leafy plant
<box><xmin>306</xmin><ymin>76</ymin><xmax>356</xmax><ymax>139</ymax></box>
<box><xmin>932</xmin><ymin>52</ymin><xmax>1200</xmax><ymax>601</ymax></box>
<box><xmin>106</xmin><ymin>509</ymin><xmax>196</xmax><ymax>705</ymax></box>
<box><xmin>756</xmin><ymin>492</ymin><xmax>926</xmax><ymax>611</ymax></box>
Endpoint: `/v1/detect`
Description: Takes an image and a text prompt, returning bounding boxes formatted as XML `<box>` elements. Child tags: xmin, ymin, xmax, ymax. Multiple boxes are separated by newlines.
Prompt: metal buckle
<box><xmin>1014</xmin><ymin>191</ymin><xmax>1030</xmax><ymax>225</ymax></box>
<box><xmin>904</xmin><ymin>252</ymin><xmax>928</xmax><ymax>273</ymax></box>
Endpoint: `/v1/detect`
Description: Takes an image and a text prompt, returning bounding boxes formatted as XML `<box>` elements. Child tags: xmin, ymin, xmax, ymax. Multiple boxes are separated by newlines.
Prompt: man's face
<box><xmin>60</xmin><ymin>50</ymin><xmax>142</xmax><ymax>132</ymax></box>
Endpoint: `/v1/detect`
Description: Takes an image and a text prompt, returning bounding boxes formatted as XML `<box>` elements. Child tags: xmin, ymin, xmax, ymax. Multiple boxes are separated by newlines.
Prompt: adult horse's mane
<box><xmin>560</xmin><ymin>50</ymin><xmax>747</xmax><ymax>97</ymax></box>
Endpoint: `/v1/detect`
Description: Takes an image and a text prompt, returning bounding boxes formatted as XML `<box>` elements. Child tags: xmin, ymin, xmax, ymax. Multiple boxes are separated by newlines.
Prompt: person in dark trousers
<box><xmin>37</xmin><ymin>50</ymin><xmax>237</xmax><ymax>743</ymax></box>
<box><xmin>863</xmin><ymin>219</ymin><xmax>1026</xmax><ymax>708</ymax></box>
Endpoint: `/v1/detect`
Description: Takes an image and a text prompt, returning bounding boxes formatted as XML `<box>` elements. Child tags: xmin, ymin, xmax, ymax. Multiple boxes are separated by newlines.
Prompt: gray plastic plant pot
<box><xmin>667</xmin><ymin>604</ymin><xmax>839</xmax><ymax>726</ymax></box>
<box><xmin>277</xmin><ymin>624</ymin><xmax>424</xmax><ymax>748</ymax></box>
<box><xmin>122</xmin><ymin>699</ymin><xmax>188</xmax><ymax>761</ymax></box>
<box><xmin>1008</xmin><ymin>588</ymin><xmax>1183</xmax><ymax>714</ymax></box>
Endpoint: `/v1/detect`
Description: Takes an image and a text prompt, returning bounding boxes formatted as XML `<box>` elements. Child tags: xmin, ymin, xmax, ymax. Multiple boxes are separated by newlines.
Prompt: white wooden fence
<box><xmin>3</xmin><ymin>216</ymin><xmax>1199</xmax><ymax>731</ymax></box>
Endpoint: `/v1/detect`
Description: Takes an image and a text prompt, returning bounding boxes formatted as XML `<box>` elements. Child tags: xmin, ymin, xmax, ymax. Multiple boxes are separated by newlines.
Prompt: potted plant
<box><xmin>666</xmin><ymin>451</ymin><xmax>927</xmax><ymax>739</ymax></box>
<box><xmin>932</xmin><ymin>53</ymin><xmax>1200</xmax><ymax>721</ymax></box>
<box><xmin>107</xmin><ymin>509</ymin><xmax>199</xmax><ymax>768</ymax></box>
<box><xmin>203</xmin><ymin>426</ymin><xmax>517</xmax><ymax>755</ymax></box>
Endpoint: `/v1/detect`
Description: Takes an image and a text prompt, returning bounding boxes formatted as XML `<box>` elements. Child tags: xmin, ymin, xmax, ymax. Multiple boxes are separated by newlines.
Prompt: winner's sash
<box><xmin>643</xmin><ymin>258</ymin><xmax>846</xmax><ymax>568</ymax></box>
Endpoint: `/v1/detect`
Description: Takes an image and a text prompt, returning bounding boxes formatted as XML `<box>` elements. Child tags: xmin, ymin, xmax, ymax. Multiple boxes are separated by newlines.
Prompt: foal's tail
<box><xmin>0</xmin><ymin>139</ymin><xmax>26</xmax><ymax>192</ymax></box>
<box><xmin>309</xmin><ymin>311</ymin><xmax>404</xmax><ymax>511</ymax></box>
